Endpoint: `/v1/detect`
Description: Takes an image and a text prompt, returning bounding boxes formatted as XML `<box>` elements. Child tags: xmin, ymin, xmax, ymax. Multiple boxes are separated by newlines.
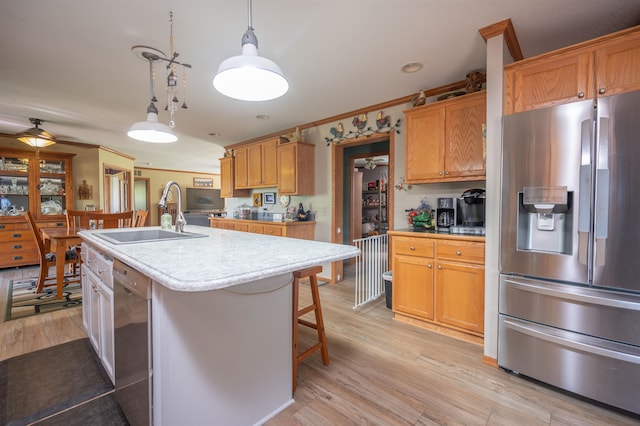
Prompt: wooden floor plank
<box><xmin>1</xmin><ymin>264</ymin><xmax>638</xmax><ymax>425</ymax></box>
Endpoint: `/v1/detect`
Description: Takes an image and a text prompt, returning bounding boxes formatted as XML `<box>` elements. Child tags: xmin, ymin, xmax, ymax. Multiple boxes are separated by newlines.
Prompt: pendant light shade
<box><xmin>16</xmin><ymin>118</ymin><xmax>57</xmax><ymax>147</ymax></box>
<box><xmin>213</xmin><ymin>0</ymin><xmax>288</xmax><ymax>101</ymax></box>
<box><xmin>127</xmin><ymin>103</ymin><xmax>177</xmax><ymax>143</ymax></box>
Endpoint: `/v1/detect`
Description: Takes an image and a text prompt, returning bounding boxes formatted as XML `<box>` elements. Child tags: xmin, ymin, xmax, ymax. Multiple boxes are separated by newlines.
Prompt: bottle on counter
<box><xmin>161</xmin><ymin>212</ymin><xmax>172</xmax><ymax>230</ymax></box>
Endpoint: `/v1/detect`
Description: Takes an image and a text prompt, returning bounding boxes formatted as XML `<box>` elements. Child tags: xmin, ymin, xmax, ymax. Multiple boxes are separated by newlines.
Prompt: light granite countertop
<box><xmin>79</xmin><ymin>225</ymin><xmax>359</xmax><ymax>292</ymax></box>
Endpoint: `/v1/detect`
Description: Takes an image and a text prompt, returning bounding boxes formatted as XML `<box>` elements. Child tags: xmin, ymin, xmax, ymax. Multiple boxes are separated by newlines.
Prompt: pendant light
<box><xmin>16</xmin><ymin>118</ymin><xmax>57</xmax><ymax>147</ymax></box>
<box><xmin>128</xmin><ymin>12</ymin><xmax>190</xmax><ymax>143</ymax></box>
<box><xmin>127</xmin><ymin>101</ymin><xmax>178</xmax><ymax>143</ymax></box>
<box><xmin>213</xmin><ymin>0</ymin><xmax>288</xmax><ymax>101</ymax></box>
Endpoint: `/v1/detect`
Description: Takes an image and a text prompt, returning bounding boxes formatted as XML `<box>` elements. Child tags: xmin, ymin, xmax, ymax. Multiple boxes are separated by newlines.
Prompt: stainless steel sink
<box><xmin>94</xmin><ymin>229</ymin><xmax>207</xmax><ymax>244</ymax></box>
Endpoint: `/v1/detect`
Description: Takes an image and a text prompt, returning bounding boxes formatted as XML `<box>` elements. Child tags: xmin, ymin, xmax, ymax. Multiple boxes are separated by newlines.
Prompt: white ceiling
<box><xmin>1</xmin><ymin>1</ymin><xmax>639</xmax><ymax>173</ymax></box>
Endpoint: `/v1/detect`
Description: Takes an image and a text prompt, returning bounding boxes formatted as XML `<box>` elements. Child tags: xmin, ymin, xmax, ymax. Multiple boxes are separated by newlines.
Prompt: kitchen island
<box><xmin>79</xmin><ymin>225</ymin><xmax>359</xmax><ymax>426</ymax></box>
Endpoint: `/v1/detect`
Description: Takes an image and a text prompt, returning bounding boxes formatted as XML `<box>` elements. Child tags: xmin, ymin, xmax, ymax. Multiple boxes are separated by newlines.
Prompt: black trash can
<box><xmin>382</xmin><ymin>271</ymin><xmax>392</xmax><ymax>309</ymax></box>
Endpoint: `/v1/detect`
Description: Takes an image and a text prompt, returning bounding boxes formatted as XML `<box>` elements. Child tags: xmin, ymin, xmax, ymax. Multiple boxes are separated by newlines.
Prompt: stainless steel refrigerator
<box><xmin>499</xmin><ymin>90</ymin><xmax>640</xmax><ymax>415</ymax></box>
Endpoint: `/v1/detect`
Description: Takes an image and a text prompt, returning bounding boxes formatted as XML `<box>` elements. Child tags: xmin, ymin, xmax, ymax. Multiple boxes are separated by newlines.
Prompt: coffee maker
<box><xmin>436</xmin><ymin>197</ymin><xmax>457</xmax><ymax>229</ymax></box>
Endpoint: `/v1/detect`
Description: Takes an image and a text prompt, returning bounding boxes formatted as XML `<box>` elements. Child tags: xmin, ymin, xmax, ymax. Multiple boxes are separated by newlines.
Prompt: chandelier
<box><xmin>128</xmin><ymin>12</ymin><xmax>191</xmax><ymax>143</ymax></box>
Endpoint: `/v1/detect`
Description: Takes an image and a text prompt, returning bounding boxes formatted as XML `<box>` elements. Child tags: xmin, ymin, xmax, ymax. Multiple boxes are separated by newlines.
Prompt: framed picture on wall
<box><xmin>193</xmin><ymin>177</ymin><xmax>213</xmax><ymax>187</ymax></box>
<box><xmin>253</xmin><ymin>193</ymin><xmax>262</xmax><ymax>207</ymax></box>
<box><xmin>263</xmin><ymin>192</ymin><xmax>276</xmax><ymax>204</ymax></box>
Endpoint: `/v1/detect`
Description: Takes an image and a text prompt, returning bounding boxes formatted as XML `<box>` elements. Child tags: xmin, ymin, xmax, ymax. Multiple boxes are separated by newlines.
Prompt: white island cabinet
<box><xmin>80</xmin><ymin>225</ymin><xmax>359</xmax><ymax>426</ymax></box>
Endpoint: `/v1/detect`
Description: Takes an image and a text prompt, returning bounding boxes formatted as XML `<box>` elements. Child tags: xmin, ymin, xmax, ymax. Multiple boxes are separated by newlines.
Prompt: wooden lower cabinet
<box><xmin>394</xmin><ymin>254</ymin><xmax>434</xmax><ymax>320</ymax></box>
<box><xmin>0</xmin><ymin>215</ymin><xmax>67</xmax><ymax>268</ymax></box>
<box><xmin>435</xmin><ymin>260</ymin><xmax>484</xmax><ymax>334</ymax></box>
<box><xmin>0</xmin><ymin>216</ymin><xmax>38</xmax><ymax>268</ymax></box>
<box><xmin>390</xmin><ymin>232</ymin><xmax>485</xmax><ymax>339</ymax></box>
<box><xmin>209</xmin><ymin>218</ymin><xmax>314</xmax><ymax>240</ymax></box>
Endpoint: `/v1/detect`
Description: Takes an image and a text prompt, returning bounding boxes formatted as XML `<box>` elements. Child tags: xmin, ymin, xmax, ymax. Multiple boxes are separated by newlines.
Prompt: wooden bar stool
<box><xmin>292</xmin><ymin>265</ymin><xmax>329</xmax><ymax>392</ymax></box>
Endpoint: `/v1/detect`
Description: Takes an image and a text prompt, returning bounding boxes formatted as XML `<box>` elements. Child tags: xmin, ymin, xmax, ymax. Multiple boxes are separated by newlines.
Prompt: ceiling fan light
<box><xmin>16</xmin><ymin>118</ymin><xmax>57</xmax><ymax>147</ymax></box>
<box><xmin>127</xmin><ymin>110</ymin><xmax>177</xmax><ymax>143</ymax></box>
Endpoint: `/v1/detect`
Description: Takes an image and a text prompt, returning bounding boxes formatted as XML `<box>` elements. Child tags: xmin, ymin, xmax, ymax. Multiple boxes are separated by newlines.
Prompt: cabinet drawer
<box><xmin>84</xmin><ymin>245</ymin><xmax>113</xmax><ymax>287</ymax></box>
<box><xmin>0</xmin><ymin>240</ymin><xmax>37</xmax><ymax>252</ymax></box>
<box><xmin>0</xmin><ymin>222</ymin><xmax>30</xmax><ymax>232</ymax></box>
<box><xmin>0</xmin><ymin>228</ymin><xmax>33</xmax><ymax>242</ymax></box>
<box><xmin>37</xmin><ymin>221</ymin><xmax>67</xmax><ymax>228</ymax></box>
<box><xmin>436</xmin><ymin>241</ymin><xmax>485</xmax><ymax>263</ymax></box>
<box><xmin>393</xmin><ymin>237</ymin><xmax>435</xmax><ymax>258</ymax></box>
<box><xmin>94</xmin><ymin>255</ymin><xmax>113</xmax><ymax>288</ymax></box>
<box><xmin>263</xmin><ymin>225</ymin><xmax>283</xmax><ymax>237</ymax></box>
<box><xmin>220</xmin><ymin>221</ymin><xmax>234</xmax><ymax>230</ymax></box>
<box><xmin>247</xmin><ymin>223</ymin><xmax>264</xmax><ymax>234</ymax></box>
<box><xmin>234</xmin><ymin>223</ymin><xmax>249</xmax><ymax>232</ymax></box>
<box><xmin>0</xmin><ymin>241</ymin><xmax>38</xmax><ymax>265</ymax></box>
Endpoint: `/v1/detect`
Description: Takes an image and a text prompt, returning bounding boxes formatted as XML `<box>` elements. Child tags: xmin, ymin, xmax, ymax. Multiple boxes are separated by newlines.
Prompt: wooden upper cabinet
<box><xmin>445</xmin><ymin>92</ymin><xmax>486</xmax><ymax>179</ymax></box>
<box><xmin>219</xmin><ymin>156</ymin><xmax>250</xmax><ymax>198</ymax></box>
<box><xmin>504</xmin><ymin>27</ymin><xmax>640</xmax><ymax>115</ymax></box>
<box><xmin>228</xmin><ymin>137</ymin><xmax>280</xmax><ymax>191</ymax></box>
<box><xmin>595</xmin><ymin>30</ymin><xmax>640</xmax><ymax>97</ymax></box>
<box><xmin>504</xmin><ymin>49</ymin><xmax>594</xmax><ymax>115</ymax></box>
<box><xmin>261</xmin><ymin>138</ymin><xmax>278</xmax><ymax>187</ymax></box>
<box><xmin>277</xmin><ymin>141</ymin><xmax>315</xmax><ymax>195</ymax></box>
<box><xmin>405</xmin><ymin>106</ymin><xmax>445</xmax><ymax>182</ymax></box>
<box><xmin>247</xmin><ymin>144</ymin><xmax>263</xmax><ymax>187</ymax></box>
<box><xmin>234</xmin><ymin>147</ymin><xmax>249</xmax><ymax>189</ymax></box>
<box><xmin>404</xmin><ymin>91</ymin><xmax>486</xmax><ymax>184</ymax></box>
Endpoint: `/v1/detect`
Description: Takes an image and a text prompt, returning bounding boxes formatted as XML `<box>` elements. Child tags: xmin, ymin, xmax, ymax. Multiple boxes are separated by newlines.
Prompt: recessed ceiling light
<box><xmin>256</xmin><ymin>114</ymin><xmax>270</xmax><ymax>120</ymax></box>
<box><xmin>401</xmin><ymin>62</ymin><xmax>423</xmax><ymax>73</ymax></box>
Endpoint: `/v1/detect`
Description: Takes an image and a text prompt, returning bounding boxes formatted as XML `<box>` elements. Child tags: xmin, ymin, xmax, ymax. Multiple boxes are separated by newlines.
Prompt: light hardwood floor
<box><xmin>1</xmin><ymin>264</ymin><xmax>638</xmax><ymax>425</ymax></box>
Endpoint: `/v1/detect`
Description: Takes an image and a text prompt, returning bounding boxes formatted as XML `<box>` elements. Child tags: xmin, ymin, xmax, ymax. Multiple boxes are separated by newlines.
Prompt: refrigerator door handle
<box><xmin>595</xmin><ymin>116</ymin><xmax>610</xmax><ymax>267</ymax></box>
<box><xmin>577</xmin><ymin>119</ymin><xmax>592</xmax><ymax>266</ymax></box>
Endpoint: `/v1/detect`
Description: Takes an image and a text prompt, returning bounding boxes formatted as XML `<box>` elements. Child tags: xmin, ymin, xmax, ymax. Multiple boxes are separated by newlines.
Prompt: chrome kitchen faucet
<box><xmin>159</xmin><ymin>181</ymin><xmax>186</xmax><ymax>232</ymax></box>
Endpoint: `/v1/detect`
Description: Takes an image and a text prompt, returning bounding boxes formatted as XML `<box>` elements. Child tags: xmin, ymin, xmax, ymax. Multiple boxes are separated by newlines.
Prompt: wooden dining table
<box><xmin>40</xmin><ymin>227</ymin><xmax>83</xmax><ymax>299</ymax></box>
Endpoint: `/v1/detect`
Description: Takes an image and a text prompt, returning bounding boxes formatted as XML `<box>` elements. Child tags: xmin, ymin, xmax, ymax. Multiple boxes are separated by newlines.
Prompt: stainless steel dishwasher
<box><xmin>113</xmin><ymin>259</ymin><xmax>152</xmax><ymax>426</ymax></box>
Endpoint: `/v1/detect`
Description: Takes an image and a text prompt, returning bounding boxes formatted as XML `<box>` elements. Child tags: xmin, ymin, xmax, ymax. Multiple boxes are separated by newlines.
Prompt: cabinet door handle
<box><xmin>444</xmin><ymin>171</ymin><xmax>449</xmax><ymax>175</ymax></box>
<box><xmin>438</xmin><ymin>171</ymin><xmax>443</xmax><ymax>176</ymax></box>
<box><xmin>577</xmin><ymin>91</ymin><xmax>585</xmax><ymax>98</ymax></box>
<box><xmin>0</xmin><ymin>225</ymin><xmax>5</xmax><ymax>229</ymax></box>
<box><xmin>427</xmin><ymin>264</ymin><xmax>432</xmax><ymax>269</ymax></box>
<box><xmin>12</xmin><ymin>233</ymin><xmax>22</xmax><ymax>238</ymax></box>
<box><xmin>13</xmin><ymin>244</ymin><xmax>22</xmax><ymax>249</ymax></box>
<box><xmin>598</xmin><ymin>88</ymin><xmax>606</xmax><ymax>95</ymax></box>
<box><xmin>409</xmin><ymin>246</ymin><xmax>415</xmax><ymax>251</ymax></box>
<box><xmin>437</xmin><ymin>265</ymin><xmax>442</xmax><ymax>270</ymax></box>
<box><xmin>456</xmin><ymin>250</ymin><xmax>462</xmax><ymax>256</ymax></box>
<box><xmin>13</xmin><ymin>256</ymin><xmax>23</xmax><ymax>261</ymax></box>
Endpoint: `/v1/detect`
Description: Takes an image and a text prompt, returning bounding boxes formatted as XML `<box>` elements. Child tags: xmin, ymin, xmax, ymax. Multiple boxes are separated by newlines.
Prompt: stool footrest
<box><xmin>298</xmin><ymin>304</ymin><xmax>316</xmax><ymax>317</ymax></box>
<box><xmin>297</xmin><ymin>343</ymin><xmax>323</xmax><ymax>363</ymax></box>
<box><xmin>298</xmin><ymin>319</ymin><xmax>318</xmax><ymax>329</ymax></box>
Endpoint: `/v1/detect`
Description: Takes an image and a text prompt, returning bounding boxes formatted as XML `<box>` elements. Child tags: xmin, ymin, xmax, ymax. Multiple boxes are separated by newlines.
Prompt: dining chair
<box><xmin>133</xmin><ymin>209</ymin><xmax>149</xmax><ymax>227</ymax></box>
<box><xmin>66</xmin><ymin>208</ymin><xmax>103</xmax><ymax>229</ymax></box>
<box><xmin>25</xmin><ymin>211</ymin><xmax>81</xmax><ymax>294</ymax></box>
<box><xmin>88</xmin><ymin>211</ymin><xmax>134</xmax><ymax>229</ymax></box>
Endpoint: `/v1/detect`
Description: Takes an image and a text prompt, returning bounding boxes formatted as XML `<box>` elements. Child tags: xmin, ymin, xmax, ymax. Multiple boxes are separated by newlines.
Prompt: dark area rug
<box><xmin>5</xmin><ymin>277</ymin><xmax>82</xmax><ymax>321</ymax></box>
<box><xmin>36</xmin><ymin>394</ymin><xmax>128</xmax><ymax>426</ymax></box>
<box><xmin>0</xmin><ymin>338</ymin><xmax>116</xmax><ymax>425</ymax></box>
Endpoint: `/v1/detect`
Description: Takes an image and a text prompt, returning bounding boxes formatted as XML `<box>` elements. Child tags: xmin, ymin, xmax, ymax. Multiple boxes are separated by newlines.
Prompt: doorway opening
<box><xmin>103</xmin><ymin>165</ymin><xmax>131</xmax><ymax>213</ymax></box>
<box><xmin>330</xmin><ymin>133</ymin><xmax>395</xmax><ymax>282</ymax></box>
<box><xmin>134</xmin><ymin>177</ymin><xmax>151</xmax><ymax>222</ymax></box>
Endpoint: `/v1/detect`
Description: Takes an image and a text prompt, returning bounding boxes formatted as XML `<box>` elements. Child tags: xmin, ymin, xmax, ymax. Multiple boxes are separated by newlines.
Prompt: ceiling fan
<box><xmin>364</xmin><ymin>158</ymin><xmax>377</xmax><ymax>170</ymax></box>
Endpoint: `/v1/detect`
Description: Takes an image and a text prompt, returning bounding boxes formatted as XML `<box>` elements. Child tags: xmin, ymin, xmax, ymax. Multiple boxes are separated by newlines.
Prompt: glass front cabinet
<box><xmin>0</xmin><ymin>148</ymin><xmax>74</xmax><ymax>268</ymax></box>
